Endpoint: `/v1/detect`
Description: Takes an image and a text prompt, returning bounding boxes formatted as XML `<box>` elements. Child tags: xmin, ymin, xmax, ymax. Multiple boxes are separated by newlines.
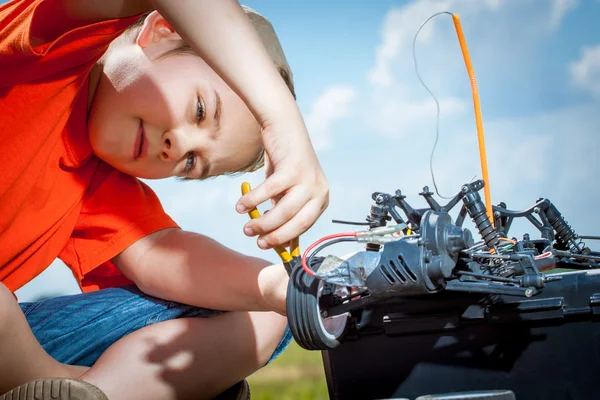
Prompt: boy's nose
<box><xmin>159</xmin><ymin>131</ymin><xmax>184</xmax><ymax>161</ymax></box>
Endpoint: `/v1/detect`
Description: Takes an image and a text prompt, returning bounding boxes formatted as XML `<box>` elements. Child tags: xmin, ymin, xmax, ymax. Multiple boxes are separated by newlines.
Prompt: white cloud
<box><xmin>305</xmin><ymin>85</ymin><xmax>356</xmax><ymax>150</ymax></box>
<box><xmin>365</xmin><ymin>0</ymin><xmax>530</xmax><ymax>149</ymax></box>
<box><xmin>550</xmin><ymin>0</ymin><xmax>578</xmax><ymax>29</ymax></box>
<box><xmin>569</xmin><ymin>44</ymin><xmax>600</xmax><ymax>97</ymax></box>
<box><xmin>368</xmin><ymin>0</ymin><xmax>575</xmax><ymax>92</ymax></box>
<box><xmin>365</xmin><ymin>0</ymin><xmax>596</xmax><ymax>148</ymax></box>
<box><xmin>367</xmin><ymin>0</ymin><xmax>507</xmax><ymax>87</ymax></box>
<box><xmin>371</xmin><ymin>95</ymin><xmax>466</xmax><ymax>138</ymax></box>
<box><xmin>368</xmin><ymin>0</ymin><xmax>450</xmax><ymax>86</ymax></box>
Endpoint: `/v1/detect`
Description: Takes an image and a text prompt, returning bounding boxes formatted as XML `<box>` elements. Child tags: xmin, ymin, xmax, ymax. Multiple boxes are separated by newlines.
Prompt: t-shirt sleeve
<box><xmin>59</xmin><ymin>161</ymin><xmax>180</xmax><ymax>291</ymax></box>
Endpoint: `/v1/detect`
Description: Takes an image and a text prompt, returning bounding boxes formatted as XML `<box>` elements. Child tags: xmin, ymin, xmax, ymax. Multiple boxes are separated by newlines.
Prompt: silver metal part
<box><xmin>356</xmin><ymin>223</ymin><xmax>407</xmax><ymax>238</ymax></box>
<box><xmin>314</xmin><ymin>251</ymin><xmax>382</xmax><ymax>287</ymax></box>
<box><xmin>356</xmin><ymin>236</ymin><xmax>403</xmax><ymax>244</ymax></box>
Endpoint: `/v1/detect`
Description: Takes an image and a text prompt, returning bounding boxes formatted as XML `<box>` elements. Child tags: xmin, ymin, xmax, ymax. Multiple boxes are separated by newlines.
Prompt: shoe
<box><xmin>0</xmin><ymin>378</ymin><xmax>108</xmax><ymax>400</ymax></box>
<box><xmin>213</xmin><ymin>379</ymin><xmax>250</xmax><ymax>400</ymax></box>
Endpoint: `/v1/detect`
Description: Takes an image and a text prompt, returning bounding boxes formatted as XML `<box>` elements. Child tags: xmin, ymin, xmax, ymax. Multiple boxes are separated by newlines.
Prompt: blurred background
<box><xmin>9</xmin><ymin>0</ymin><xmax>600</xmax><ymax>398</ymax></box>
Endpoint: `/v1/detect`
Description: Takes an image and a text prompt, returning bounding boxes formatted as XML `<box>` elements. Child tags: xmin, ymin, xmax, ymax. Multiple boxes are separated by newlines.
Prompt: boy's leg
<box><xmin>0</xmin><ymin>283</ymin><xmax>87</xmax><ymax>394</ymax></box>
<box><xmin>20</xmin><ymin>284</ymin><xmax>292</xmax><ymax>400</ymax></box>
<box><xmin>82</xmin><ymin>310</ymin><xmax>287</xmax><ymax>400</ymax></box>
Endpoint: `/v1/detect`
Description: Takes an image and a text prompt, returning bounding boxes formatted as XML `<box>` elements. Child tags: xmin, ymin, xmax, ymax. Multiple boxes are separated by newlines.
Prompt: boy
<box><xmin>0</xmin><ymin>0</ymin><xmax>329</xmax><ymax>399</ymax></box>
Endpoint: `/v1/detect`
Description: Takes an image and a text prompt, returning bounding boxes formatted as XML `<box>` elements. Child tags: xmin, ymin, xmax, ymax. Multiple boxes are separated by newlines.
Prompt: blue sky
<box><xmin>247</xmin><ymin>0</ymin><xmax>600</xmax><ymax>116</ymax></box>
<box><xmin>12</xmin><ymin>0</ymin><xmax>600</xmax><ymax>301</ymax></box>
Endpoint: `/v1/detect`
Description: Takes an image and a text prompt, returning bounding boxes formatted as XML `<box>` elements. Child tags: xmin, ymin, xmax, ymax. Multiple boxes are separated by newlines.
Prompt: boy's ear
<box><xmin>136</xmin><ymin>10</ymin><xmax>178</xmax><ymax>49</ymax></box>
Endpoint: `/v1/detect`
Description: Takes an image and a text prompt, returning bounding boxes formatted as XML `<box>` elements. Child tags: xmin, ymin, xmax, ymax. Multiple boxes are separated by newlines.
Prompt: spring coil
<box><xmin>365</xmin><ymin>203</ymin><xmax>389</xmax><ymax>252</ymax></box>
<box><xmin>462</xmin><ymin>189</ymin><xmax>511</xmax><ymax>275</ymax></box>
<box><xmin>546</xmin><ymin>203</ymin><xmax>588</xmax><ymax>254</ymax></box>
<box><xmin>461</xmin><ymin>185</ymin><xmax>500</xmax><ymax>251</ymax></box>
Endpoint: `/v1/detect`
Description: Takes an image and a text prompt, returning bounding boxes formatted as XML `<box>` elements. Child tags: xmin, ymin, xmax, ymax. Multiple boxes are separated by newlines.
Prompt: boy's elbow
<box><xmin>112</xmin><ymin>227</ymin><xmax>180</xmax><ymax>292</ymax></box>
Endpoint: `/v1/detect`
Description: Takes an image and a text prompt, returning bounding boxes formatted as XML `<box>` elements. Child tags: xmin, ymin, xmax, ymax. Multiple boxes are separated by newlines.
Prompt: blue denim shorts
<box><xmin>19</xmin><ymin>284</ymin><xmax>293</xmax><ymax>367</ymax></box>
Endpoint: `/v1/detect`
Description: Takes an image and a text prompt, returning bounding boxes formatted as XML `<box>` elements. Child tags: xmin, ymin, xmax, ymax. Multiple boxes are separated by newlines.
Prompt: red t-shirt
<box><xmin>0</xmin><ymin>0</ymin><xmax>179</xmax><ymax>293</ymax></box>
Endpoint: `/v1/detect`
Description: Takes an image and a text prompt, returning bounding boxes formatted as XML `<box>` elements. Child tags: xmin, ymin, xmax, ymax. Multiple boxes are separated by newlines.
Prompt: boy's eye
<box><xmin>196</xmin><ymin>98</ymin><xmax>205</xmax><ymax>123</ymax></box>
<box><xmin>184</xmin><ymin>151</ymin><xmax>196</xmax><ymax>174</ymax></box>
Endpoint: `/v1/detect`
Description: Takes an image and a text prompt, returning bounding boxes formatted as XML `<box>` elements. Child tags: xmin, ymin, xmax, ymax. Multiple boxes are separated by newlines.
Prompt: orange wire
<box><xmin>498</xmin><ymin>237</ymin><xmax>517</xmax><ymax>245</ymax></box>
<box><xmin>451</xmin><ymin>14</ymin><xmax>494</xmax><ymax>226</ymax></box>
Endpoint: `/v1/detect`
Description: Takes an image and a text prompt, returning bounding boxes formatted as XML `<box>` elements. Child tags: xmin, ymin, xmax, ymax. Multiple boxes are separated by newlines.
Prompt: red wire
<box><xmin>301</xmin><ymin>232</ymin><xmax>357</xmax><ymax>276</ymax></box>
<box><xmin>535</xmin><ymin>251</ymin><xmax>555</xmax><ymax>272</ymax></box>
<box><xmin>535</xmin><ymin>251</ymin><xmax>553</xmax><ymax>260</ymax></box>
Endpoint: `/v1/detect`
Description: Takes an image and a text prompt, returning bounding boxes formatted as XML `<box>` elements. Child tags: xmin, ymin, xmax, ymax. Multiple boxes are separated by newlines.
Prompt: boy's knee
<box><xmin>253</xmin><ymin>311</ymin><xmax>288</xmax><ymax>366</ymax></box>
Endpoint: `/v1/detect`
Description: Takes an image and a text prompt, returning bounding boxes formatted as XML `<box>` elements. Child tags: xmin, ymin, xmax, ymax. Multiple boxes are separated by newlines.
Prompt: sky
<box><xmin>12</xmin><ymin>0</ymin><xmax>600</xmax><ymax>301</ymax></box>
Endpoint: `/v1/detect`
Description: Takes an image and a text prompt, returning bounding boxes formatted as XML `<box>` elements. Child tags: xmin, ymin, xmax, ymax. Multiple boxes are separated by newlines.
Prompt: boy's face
<box><xmin>88</xmin><ymin>13</ymin><xmax>263</xmax><ymax>180</ymax></box>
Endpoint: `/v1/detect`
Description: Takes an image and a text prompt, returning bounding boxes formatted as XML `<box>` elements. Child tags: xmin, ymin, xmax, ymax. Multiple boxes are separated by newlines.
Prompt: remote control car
<box><xmin>285</xmin><ymin>10</ymin><xmax>600</xmax><ymax>355</ymax></box>
<box><xmin>286</xmin><ymin>178</ymin><xmax>600</xmax><ymax>351</ymax></box>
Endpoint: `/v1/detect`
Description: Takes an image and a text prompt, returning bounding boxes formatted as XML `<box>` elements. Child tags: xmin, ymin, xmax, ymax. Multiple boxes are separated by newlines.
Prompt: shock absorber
<box><xmin>365</xmin><ymin>195</ymin><xmax>390</xmax><ymax>252</ymax></box>
<box><xmin>461</xmin><ymin>184</ymin><xmax>500</xmax><ymax>251</ymax></box>
<box><xmin>545</xmin><ymin>202</ymin><xmax>588</xmax><ymax>254</ymax></box>
<box><xmin>461</xmin><ymin>184</ymin><xmax>513</xmax><ymax>275</ymax></box>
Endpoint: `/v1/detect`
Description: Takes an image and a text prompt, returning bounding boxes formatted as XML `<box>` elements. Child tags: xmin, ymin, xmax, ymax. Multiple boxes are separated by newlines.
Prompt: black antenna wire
<box><xmin>412</xmin><ymin>11</ymin><xmax>458</xmax><ymax>200</ymax></box>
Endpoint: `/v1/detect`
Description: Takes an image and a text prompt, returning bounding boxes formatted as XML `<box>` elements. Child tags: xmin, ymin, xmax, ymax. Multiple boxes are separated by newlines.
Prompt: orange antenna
<box><xmin>413</xmin><ymin>11</ymin><xmax>494</xmax><ymax>226</ymax></box>
<box><xmin>451</xmin><ymin>13</ymin><xmax>494</xmax><ymax>225</ymax></box>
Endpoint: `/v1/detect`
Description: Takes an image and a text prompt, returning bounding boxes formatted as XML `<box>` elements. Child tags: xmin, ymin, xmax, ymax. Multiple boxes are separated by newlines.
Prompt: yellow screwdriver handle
<box><xmin>241</xmin><ymin>182</ymin><xmax>293</xmax><ymax>263</ymax></box>
<box><xmin>290</xmin><ymin>238</ymin><xmax>300</xmax><ymax>258</ymax></box>
<box><xmin>241</xmin><ymin>182</ymin><xmax>261</xmax><ymax>220</ymax></box>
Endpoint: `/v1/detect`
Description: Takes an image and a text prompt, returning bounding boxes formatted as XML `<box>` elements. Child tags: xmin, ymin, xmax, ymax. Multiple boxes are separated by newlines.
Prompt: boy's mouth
<box><xmin>133</xmin><ymin>121</ymin><xmax>148</xmax><ymax>160</ymax></box>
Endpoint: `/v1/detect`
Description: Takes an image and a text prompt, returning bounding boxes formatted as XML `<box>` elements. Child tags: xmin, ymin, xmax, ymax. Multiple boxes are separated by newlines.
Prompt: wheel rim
<box><xmin>316</xmin><ymin>281</ymin><xmax>349</xmax><ymax>340</ymax></box>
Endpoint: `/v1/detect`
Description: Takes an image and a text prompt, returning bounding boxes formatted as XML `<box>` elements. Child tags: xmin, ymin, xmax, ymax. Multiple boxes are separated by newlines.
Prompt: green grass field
<box><xmin>247</xmin><ymin>342</ymin><xmax>329</xmax><ymax>399</ymax></box>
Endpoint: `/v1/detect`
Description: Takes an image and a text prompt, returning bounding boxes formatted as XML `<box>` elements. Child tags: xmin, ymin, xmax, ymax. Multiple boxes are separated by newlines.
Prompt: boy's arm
<box><xmin>59</xmin><ymin>0</ymin><xmax>329</xmax><ymax>249</ymax></box>
<box><xmin>111</xmin><ymin>227</ymin><xmax>289</xmax><ymax>316</ymax></box>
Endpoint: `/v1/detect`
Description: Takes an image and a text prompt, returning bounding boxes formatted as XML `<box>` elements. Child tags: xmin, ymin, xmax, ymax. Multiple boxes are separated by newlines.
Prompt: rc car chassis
<box><xmin>286</xmin><ymin>179</ymin><xmax>600</xmax><ymax>351</ymax></box>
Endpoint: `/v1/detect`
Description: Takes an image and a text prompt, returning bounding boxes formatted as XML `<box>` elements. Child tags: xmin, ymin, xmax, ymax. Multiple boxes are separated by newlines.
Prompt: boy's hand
<box><xmin>237</xmin><ymin>119</ymin><xmax>329</xmax><ymax>249</ymax></box>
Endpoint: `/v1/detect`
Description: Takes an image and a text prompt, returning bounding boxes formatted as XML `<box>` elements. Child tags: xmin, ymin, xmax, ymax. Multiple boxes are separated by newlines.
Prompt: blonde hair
<box><xmin>126</xmin><ymin>7</ymin><xmax>296</xmax><ymax>177</ymax></box>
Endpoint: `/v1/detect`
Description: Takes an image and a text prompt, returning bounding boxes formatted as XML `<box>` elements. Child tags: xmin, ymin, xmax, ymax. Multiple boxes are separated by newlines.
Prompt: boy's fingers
<box><xmin>257</xmin><ymin>200</ymin><xmax>323</xmax><ymax>249</ymax></box>
<box><xmin>243</xmin><ymin>187</ymin><xmax>308</xmax><ymax>237</ymax></box>
<box><xmin>236</xmin><ymin>158</ymin><xmax>329</xmax><ymax>247</ymax></box>
<box><xmin>236</xmin><ymin>174</ymin><xmax>289</xmax><ymax>214</ymax></box>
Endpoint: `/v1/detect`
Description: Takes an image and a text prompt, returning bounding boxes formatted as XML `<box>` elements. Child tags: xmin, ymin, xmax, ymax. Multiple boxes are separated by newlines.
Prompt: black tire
<box><xmin>286</xmin><ymin>264</ymin><xmax>350</xmax><ymax>350</ymax></box>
